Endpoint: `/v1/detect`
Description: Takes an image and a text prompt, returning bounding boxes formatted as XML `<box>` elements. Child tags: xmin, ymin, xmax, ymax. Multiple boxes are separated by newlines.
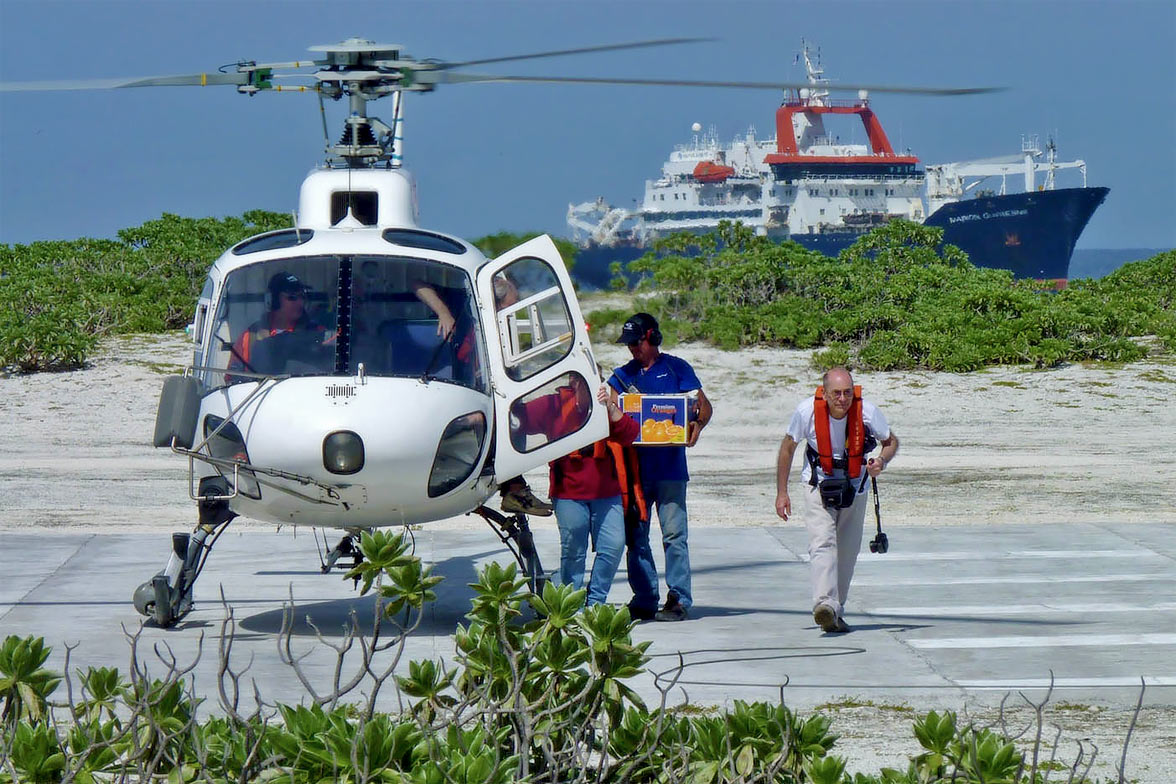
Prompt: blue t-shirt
<box><xmin>608</xmin><ymin>353</ymin><xmax>702</xmax><ymax>483</ymax></box>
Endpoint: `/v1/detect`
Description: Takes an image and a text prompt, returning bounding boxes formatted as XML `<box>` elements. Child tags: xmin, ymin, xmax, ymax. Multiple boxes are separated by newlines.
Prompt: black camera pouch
<box><xmin>818</xmin><ymin>477</ymin><xmax>856</xmax><ymax>509</ymax></box>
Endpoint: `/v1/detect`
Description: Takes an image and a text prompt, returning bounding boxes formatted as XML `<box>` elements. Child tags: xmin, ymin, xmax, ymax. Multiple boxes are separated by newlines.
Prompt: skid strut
<box><xmin>472</xmin><ymin>505</ymin><xmax>548</xmax><ymax>595</ymax></box>
<box><xmin>133</xmin><ymin>478</ymin><xmax>236</xmax><ymax>627</ymax></box>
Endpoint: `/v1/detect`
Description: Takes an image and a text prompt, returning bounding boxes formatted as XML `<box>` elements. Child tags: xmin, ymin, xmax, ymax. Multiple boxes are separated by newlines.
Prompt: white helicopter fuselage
<box><xmin>171</xmin><ymin>167</ymin><xmax>608</xmax><ymax>531</ymax></box>
<box><xmin>202</xmin><ymin>377</ymin><xmax>496</xmax><ymax>527</ymax></box>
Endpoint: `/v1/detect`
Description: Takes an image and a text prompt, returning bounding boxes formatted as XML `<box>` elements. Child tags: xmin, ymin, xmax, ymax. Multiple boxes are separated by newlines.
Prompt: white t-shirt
<box><xmin>786</xmin><ymin>396</ymin><xmax>890</xmax><ymax>488</ymax></box>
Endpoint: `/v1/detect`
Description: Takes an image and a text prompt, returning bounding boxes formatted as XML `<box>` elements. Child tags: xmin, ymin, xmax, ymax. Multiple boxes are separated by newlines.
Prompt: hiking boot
<box><xmin>655</xmin><ymin>592</ymin><xmax>688</xmax><ymax>622</ymax></box>
<box><xmin>500</xmin><ymin>487</ymin><xmax>553</xmax><ymax>517</ymax></box>
<box><xmin>813</xmin><ymin>604</ymin><xmax>838</xmax><ymax>632</ymax></box>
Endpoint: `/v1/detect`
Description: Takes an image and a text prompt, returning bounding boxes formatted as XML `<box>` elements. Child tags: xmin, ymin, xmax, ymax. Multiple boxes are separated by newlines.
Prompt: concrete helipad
<box><xmin>2</xmin><ymin>522</ymin><xmax>1173</xmax><ymax>714</ymax></box>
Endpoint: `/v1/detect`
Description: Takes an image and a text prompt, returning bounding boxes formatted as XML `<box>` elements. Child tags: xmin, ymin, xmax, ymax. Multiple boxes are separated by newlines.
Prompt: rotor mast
<box><xmin>311</xmin><ymin>39</ymin><xmax>413</xmax><ymax>168</ymax></box>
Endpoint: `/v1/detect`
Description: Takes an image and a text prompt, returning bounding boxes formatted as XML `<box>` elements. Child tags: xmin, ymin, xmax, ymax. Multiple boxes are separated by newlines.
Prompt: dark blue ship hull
<box><xmin>924</xmin><ymin>187</ymin><xmax>1109</xmax><ymax>280</ymax></box>
<box><xmin>571</xmin><ymin>187</ymin><xmax>1109</xmax><ymax>290</ymax></box>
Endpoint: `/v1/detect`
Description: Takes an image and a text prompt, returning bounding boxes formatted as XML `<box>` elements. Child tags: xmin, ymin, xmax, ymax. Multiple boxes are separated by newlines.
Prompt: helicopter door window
<box><xmin>507</xmin><ymin>371</ymin><xmax>592</xmax><ymax>453</ymax></box>
<box><xmin>206</xmin><ymin>258</ymin><xmax>340</xmax><ymax>386</ymax></box>
<box><xmin>493</xmin><ymin>259</ymin><xmax>575</xmax><ymax>382</ymax></box>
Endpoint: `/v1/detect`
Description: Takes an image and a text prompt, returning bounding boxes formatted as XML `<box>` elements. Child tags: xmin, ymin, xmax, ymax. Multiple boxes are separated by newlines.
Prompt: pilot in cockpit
<box><xmin>228</xmin><ymin>272</ymin><xmax>334</xmax><ymax>377</ymax></box>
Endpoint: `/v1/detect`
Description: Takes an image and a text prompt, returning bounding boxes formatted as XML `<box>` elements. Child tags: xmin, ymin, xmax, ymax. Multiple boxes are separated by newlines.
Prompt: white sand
<box><xmin>4</xmin><ymin>330</ymin><xmax>1174</xmax><ymax>532</ymax></box>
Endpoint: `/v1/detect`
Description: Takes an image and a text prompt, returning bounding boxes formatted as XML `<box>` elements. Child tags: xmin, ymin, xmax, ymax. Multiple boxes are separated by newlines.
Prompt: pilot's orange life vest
<box><xmin>813</xmin><ymin>385</ymin><xmax>865</xmax><ymax>478</ymax></box>
<box><xmin>233</xmin><ymin>313</ymin><xmax>323</xmax><ymax>365</ymax></box>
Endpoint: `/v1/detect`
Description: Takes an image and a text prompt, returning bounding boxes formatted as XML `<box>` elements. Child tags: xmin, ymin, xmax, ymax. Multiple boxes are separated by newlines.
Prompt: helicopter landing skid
<box><xmin>132</xmin><ymin>489</ymin><xmax>237</xmax><ymax>628</ymax></box>
<box><xmin>472</xmin><ymin>505</ymin><xmax>549</xmax><ymax>596</ymax></box>
<box><xmin>315</xmin><ymin>530</ymin><xmax>365</xmax><ymax>586</ymax></box>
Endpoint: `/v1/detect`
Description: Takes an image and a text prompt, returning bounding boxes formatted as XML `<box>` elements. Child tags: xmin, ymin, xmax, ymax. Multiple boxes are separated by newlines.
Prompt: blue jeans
<box><xmin>627</xmin><ymin>480</ymin><xmax>692</xmax><ymax>610</ymax></box>
<box><xmin>554</xmin><ymin>497</ymin><xmax>626</xmax><ymax>606</ymax></box>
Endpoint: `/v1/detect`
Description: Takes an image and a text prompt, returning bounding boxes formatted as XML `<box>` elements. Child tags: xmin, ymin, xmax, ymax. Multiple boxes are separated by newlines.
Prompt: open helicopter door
<box><xmin>476</xmin><ymin>235</ymin><xmax>608</xmax><ymax>482</ymax></box>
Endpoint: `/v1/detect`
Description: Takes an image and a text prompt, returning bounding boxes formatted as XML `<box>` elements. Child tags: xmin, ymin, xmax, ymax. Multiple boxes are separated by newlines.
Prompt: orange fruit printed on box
<box><xmin>620</xmin><ymin>394</ymin><xmax>690</xmax><ymax>445</ymax></box>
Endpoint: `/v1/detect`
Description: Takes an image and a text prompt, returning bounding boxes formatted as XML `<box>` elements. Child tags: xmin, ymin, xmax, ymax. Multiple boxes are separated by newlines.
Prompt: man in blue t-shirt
<box><xmin>608</xmin><ymin>313</ymin><xmax>713</xmax><ymax>621</ymax></box>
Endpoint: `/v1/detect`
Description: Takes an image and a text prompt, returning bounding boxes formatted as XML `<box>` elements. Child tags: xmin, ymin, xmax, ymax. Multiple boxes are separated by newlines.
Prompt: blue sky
<box><xmin>1</xmin><ymin>0</ymin><xmax>1173</xmax><ymax>250</ymax></box>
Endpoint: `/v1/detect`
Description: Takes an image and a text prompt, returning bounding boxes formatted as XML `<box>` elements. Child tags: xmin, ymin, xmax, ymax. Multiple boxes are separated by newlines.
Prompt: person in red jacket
<box><xmin>512</xmin><ymin>376</ymin><xmax>643</xmax><ymax>606</ymax></box>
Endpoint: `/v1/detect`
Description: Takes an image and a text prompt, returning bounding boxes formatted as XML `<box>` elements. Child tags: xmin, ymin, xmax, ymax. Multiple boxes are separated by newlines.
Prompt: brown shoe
<box><xmin>500</xmin><ymin>487</ymin><xmax>553</xmax><ymax>517</ymax></box>
<box><xmin>813</xmin><ymin>604</ymin><xmax>838</xmax><ymax>632</ymax></box>
<box><xmin>654</xmin><ymin>592</ymin><xmax>687</xmax><ymax>622</ymax></box>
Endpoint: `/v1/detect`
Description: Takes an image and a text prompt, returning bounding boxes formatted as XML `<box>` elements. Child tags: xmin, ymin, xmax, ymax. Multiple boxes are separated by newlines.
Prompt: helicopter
<box><xmin>1</xmin><ymin>38</ymin><xmax>997</xmax><ymax>627</ymax></box>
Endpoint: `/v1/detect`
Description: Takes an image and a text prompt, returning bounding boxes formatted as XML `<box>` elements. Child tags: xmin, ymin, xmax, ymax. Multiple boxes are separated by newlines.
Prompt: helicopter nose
<box><xmin>323</xmin><ymin>430</ymin><xmax>365</xmax><ymax>475</ymax></box>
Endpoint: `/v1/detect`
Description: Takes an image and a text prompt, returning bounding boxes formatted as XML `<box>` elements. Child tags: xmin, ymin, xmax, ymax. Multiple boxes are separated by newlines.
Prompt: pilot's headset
<box><xmin>266</xmin><ymin>272</ymin><xmax>306</xmax><ymax>311</ymax></box>
<box><xmin>619</xmin><ymin>312</ymin><xmax>662</xmax><ymax>346</ymax></box>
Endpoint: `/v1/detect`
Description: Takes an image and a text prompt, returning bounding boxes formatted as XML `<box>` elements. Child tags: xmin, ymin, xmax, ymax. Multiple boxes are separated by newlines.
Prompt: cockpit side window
<box><xmin>205</xmin><ymin>258</ymin><xmax>340</xmax><ymax>387</ymax></box>
<box><xmin>202</xmin><ymin>256</ymin><xmax>484</xmax><ymax>392</ymax></box>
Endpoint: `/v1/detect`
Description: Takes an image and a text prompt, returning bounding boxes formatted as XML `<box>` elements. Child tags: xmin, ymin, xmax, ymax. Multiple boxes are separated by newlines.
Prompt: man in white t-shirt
<box><xmin>774</xmin><ymin>367</ymin><xmax>899</xmax><ymax>633</ymax></box>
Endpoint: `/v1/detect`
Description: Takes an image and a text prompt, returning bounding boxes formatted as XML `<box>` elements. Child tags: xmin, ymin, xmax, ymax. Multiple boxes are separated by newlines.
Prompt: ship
<box><xmin>566</xmin><ymin>43</ymin><xmax>1108</xmax><ymax>288</ymax></box>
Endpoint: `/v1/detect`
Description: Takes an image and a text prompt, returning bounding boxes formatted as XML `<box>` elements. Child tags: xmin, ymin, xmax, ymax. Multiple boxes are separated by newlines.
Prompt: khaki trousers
<box><xmin>802</xmin><ymin>483</ymin><xmax>868</xmax><ymax>617</ymax></box>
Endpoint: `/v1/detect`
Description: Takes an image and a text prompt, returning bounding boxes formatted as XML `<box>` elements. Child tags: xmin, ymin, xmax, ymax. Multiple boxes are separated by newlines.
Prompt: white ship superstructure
<box><xmin>568</xmin><ymin>44</ymin><xmax>927</xmax><ymax>246</ymax></box>
<box><xmin>567</xmin><ymin>42</ymin><xmax>1107</xmax><ymax>282</ymax></box>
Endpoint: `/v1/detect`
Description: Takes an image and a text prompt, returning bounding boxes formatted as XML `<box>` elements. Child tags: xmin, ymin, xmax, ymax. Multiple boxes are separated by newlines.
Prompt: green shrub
<box><xmin>1</xmin><ymin>212</ymin><xmax>291</xmax><ymax>373</ymax></box>
<box><xmin>613</xmin><ymin>221</ymin><xmax>1175</xmax><ymax>371</ymax></box>
<box><xmin>472</xmin><ymin>230</ymin><xmax>578</xmax><ymax>272</ymax></box>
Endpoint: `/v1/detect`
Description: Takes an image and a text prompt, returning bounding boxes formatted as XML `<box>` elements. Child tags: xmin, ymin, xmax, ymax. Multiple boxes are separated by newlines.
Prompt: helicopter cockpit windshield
<box><xmin>204</xmin><ymin>256</ymin><xmax>486</xmax><ymax>391</ymax></box>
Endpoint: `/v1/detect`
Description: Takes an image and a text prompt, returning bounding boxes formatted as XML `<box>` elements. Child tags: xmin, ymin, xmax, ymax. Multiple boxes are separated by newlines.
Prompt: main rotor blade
<box><xmin>435</xmin><ymin>71</ymin><xmax>1003</xmax><ymax>96</ymax></box>
<box><xmin>0</xmin><ymin>72</ymin><xmax>253</xmax><ymax>92</ymax></box>
<box><xmin>444</xmin><ymin>37</ymin><xmax>714</xmax><ymax>68</ymax></box>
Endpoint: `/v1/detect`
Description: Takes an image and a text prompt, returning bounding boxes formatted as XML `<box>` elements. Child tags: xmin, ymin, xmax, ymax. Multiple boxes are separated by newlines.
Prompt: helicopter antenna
<box><xmin>317</xmin><ymin>90</ymin><xmax>331</xmax><ymax>154</ymax></box>
<box><xmin>389</xmin><ymin>90</ymin><xmax>404</xmax><ymax>167</ymax></box>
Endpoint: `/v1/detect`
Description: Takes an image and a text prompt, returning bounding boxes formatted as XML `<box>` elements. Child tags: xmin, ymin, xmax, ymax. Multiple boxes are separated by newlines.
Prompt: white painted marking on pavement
<box><xmin>820</xmin><ymin>549</ymin><xmax>1162</xmax><ymax>563</ymax></box>
<box><xmin>908</xmin><ymin>633</ymin><xmax>1176</xmax><ymax>650</ymax></box>
<box><xmin>869</xmin><ymin>602</ymin><xmax>1176</xmax><ymax>616</ymax></box>
<box><xmin>956</xmin><ymin>677</ymin><xmax>1176</xmax><ymax>689</ymax></box>
<box><xmin>853</xmin><ymin>573</ymin><xmax>1171</xmax><ymax>587</ymax></box>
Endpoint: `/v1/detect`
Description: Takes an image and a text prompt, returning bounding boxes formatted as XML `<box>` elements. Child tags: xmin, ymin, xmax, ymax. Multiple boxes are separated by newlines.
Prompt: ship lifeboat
<box><xmin>692</xmin><ymin>161</ymin><xmax>736</xmax><ymax>183</ymax></box>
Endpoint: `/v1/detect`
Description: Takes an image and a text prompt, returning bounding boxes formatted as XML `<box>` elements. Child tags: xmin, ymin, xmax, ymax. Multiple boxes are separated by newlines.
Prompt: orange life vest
<box><xmin>812</xmin><ymin>385</ymin><xmax>865</xmax><ymax>479</ymax></box>
<box><xmin>233</xmin><ymin>313</ymin><xmax>324</xmax><ymax>366</ymax></box>
<box><xmin>551</xmin><ymin>389</ymin><xmax>648</xmax><ymax>522</ymax></box>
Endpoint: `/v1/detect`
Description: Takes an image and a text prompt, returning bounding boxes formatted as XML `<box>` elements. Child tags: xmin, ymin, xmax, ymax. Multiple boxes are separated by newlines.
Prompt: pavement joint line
<box><xmin>0</xmin><ymin>533</ymin><xmax>94</xmax><ymax>626</ymax></box>
<box><xmin>908</xmin><ymin>633</ymin><xmax>1176</xmax><ymax>650</ymax></box>
<box><xmin>1092</xmin><ymin>521</ymin><xmax>1176</xmax><ymax>564</ymax></box>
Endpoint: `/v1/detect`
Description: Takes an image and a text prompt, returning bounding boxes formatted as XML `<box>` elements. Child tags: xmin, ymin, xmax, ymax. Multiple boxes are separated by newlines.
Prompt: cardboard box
<box><xmin>620</xmin><ymin>393</ymin><xmax>691</xmax><ymax>445</ymax></box>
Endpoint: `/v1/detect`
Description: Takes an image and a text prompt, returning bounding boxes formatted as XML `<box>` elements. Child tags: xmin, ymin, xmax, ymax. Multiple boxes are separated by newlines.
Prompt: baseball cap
<box><xmin>616</xmin><ymin>312</ymin><xmax>658</xmax><ymax>345</ymax></box>
<box><xmin>269</xmin><ymin>272</ymin><xmax>306</xmax><ymax>296</ymax></box>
